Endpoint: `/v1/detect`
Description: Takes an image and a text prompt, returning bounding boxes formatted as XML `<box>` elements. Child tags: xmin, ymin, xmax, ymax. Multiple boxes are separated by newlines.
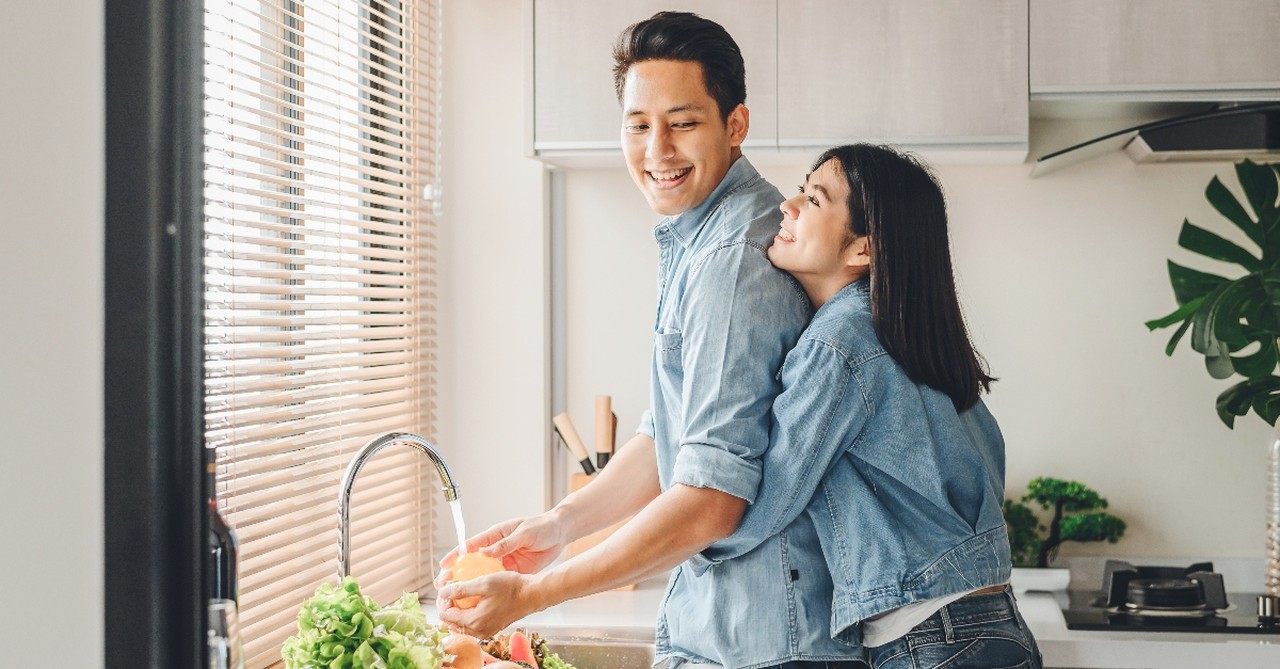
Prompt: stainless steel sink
<box><xmin>540</xmin><ymin>625</ymin><xmax>656</xmax><ymax>669</ymax></box>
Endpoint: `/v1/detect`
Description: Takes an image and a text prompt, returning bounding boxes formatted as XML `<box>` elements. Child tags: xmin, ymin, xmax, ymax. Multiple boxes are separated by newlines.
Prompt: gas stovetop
<box><xmin>1061</xmin><ymin>560</ymin><xmax>1280</xmax><ymax>634</ymax></box>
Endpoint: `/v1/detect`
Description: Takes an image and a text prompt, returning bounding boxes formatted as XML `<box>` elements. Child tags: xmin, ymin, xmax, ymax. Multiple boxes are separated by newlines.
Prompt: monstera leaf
<box><xmin>1146</xmin><ymin>159</ymin><xmax>1280</xmax><ymax>428</ymax></box>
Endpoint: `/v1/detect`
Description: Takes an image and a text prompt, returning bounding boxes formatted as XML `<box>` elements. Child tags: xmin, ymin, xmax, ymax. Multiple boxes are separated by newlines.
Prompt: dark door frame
<box><xmin>104</xmin><ymin>0</ymin><xmax>206</xmax><ymax>667</ymax></box>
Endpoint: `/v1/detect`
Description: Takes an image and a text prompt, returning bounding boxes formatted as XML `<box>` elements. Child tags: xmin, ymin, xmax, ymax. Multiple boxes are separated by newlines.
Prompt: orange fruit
<box><xmin>449</xmin><ymin>551</ymin><xmax>506</xmax><ymax>609</ymax></box>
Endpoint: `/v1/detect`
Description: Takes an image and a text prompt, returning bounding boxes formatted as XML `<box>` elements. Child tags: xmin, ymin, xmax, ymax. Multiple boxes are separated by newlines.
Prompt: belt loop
<box><xmin>940</xmin><ymin>602</ymin><xmax>956</xmax><ymax>643</ymax></box>
<box><xmin>1003</xmin><ymin>586</ymin><xmax>1024</xmax><ymax>630</ymax></box>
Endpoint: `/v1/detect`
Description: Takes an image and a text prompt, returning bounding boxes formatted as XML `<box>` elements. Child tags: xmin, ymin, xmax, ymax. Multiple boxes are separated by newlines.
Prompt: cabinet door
<box><xmin>1031</xmin><ymin>0</ymin><xmax>1280</xmax><ymax>93</ymax></box>
<box><xmin>776</xmin><ymin>0</ymin><xmax>1028</xmax><ymax>147</ymax></box>
<box><xmin>532</xmin><ymin>1</ymin><xmax>777</xmax><ymax>151</ymax></box>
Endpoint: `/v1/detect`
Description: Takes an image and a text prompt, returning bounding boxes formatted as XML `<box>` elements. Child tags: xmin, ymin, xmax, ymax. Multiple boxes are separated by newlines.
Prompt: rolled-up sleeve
<box><xmin>637</xmin><ymin>409</ymin><xmax>655</xmax><ymax>439</ymax></box>
<box><xmin>702</xmin><ymin>338</ymin><xmax>869</xmax><ymax>561</ymax></box>
<box><xmin>670</xmin><ymin>242</ymin><xmax>808</xmax><ymax>503</ymax></box>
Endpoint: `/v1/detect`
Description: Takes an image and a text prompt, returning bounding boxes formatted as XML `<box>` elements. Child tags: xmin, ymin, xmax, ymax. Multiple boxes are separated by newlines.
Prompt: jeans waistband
<box><xmin>911</xmin><ymin>585</ymin><xmax>1020</xmax><ymax>643</ymax></box>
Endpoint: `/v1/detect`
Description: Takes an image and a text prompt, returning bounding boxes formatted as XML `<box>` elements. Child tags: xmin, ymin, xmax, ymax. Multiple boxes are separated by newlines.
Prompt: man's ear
<box><xmin>726</xmin><ymin>103</ymin><xmax>749</xmax><ymax>148</ymax></box>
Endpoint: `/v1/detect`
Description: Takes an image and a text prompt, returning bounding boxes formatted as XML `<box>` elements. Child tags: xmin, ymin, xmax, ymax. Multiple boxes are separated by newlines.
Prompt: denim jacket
<box><xmin>696</xmin><ymin>279</ymin><xmax>1012</xmax><ymax>648</ymax></box>
<box><xmin>635</xmin><ymin>158</ymin><xmax>854</xmax><ymax>668</ymax></box>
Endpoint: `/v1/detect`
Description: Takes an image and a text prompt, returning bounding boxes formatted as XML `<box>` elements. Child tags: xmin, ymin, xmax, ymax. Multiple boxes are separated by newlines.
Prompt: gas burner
<box><xmin>1100</xmin><ymin>560</ymin><xmax>1230</xmax><ymax>615</ymax></box>
<box><xmin>1061</xmin><ymin>561</ymin><xmax>1280</xmax><ymax>634</ymax></box>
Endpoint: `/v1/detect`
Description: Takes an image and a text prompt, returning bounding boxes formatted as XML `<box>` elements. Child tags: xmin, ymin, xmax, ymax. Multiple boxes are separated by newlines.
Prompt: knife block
<box><xmin>565</xmin><ymin>473</ymin><xmax>637</xmax><ymax>591</ymax></box>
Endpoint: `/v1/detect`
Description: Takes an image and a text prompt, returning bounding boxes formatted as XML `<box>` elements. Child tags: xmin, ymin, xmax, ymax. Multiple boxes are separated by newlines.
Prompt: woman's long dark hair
<box><xmin>817</xmin><ymin>144</ymin><xmax>995</xmax><ymax>411</ymax></box>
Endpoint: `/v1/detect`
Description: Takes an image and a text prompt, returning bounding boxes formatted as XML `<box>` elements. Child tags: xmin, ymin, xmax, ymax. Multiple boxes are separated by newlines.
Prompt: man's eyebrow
<box><xmin>625</xmin><ymin>104</ymin><xmax>708</xmax><ymax>117</ymax></box>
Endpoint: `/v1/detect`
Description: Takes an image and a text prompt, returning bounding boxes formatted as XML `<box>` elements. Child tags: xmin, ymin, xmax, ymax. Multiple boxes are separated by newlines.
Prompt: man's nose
<box><xmin>646</xmin><ymin>127</ymin><xmax>674</xmax><ymax>161</ymax></box>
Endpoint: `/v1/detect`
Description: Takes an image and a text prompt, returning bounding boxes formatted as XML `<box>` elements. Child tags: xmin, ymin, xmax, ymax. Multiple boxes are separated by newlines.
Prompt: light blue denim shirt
<box><xmin>696</xmin><ymin>279</ymin><xmax>1012</xmax><ymax>648</ymax></box>
<box><xmin>635</xmin><ymin>158</ymin><xmax>858</xmax><ymax>669</ymax></box>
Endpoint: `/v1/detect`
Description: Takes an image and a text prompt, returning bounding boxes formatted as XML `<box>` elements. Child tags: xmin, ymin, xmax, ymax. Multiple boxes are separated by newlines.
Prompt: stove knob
<box><xmin>1259</xmin><ymin>594</ymin><xmax>1280</xmax><ymax>625</ymax></box>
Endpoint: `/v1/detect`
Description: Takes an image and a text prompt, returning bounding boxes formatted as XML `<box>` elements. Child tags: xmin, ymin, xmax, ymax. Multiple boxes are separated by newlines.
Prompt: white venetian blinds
<box><xmin>202</xmin><ymin>1</ymin><xmax>441</xmax><ymax>666</ymax></box>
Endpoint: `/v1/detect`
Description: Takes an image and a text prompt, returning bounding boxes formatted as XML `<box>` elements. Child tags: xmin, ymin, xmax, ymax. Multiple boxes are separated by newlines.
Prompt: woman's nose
<box><xmin>779</xmin><ymin>198</ymin><xmax>799</xmax><ymax>220</ymax></box>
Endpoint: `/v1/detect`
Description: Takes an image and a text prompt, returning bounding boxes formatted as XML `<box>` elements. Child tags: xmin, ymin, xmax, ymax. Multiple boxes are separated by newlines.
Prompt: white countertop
<box><xmin>515</xmin><ymin>577</ymin><xmax>1280</xmax><ymax>669</ymax></box>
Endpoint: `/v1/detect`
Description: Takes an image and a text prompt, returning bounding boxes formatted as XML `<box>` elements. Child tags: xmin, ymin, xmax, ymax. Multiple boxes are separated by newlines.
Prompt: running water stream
<box><xmin>449</xmin><ymin>498</ymin><xmax>468</xmax><ymax>558</ymax></box>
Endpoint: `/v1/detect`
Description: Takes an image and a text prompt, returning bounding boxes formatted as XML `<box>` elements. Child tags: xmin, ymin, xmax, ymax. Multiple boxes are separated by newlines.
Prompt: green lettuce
<box><xmin>540</xmin><ymin>653</ymin><xmax>574</xmax><ymax>669</ymax></box>
<box><xmin>282</xmin><ymin>576</ymin><xmax>447</xmax><ymax>669</ymax></box>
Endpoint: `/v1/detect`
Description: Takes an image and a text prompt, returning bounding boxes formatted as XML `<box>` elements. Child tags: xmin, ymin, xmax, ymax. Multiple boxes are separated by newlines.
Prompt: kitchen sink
<box><xmin>540</xmin><ymin>625</ymin><xmax>656</xmax><ymax>669</ymax></box>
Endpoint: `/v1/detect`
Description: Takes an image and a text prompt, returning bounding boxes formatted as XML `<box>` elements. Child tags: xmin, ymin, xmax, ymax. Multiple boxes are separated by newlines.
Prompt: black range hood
<box><xmin>1033</xmin><ymin>102</ymin><xmax>1280</xmax><ymax>175</ymax></box>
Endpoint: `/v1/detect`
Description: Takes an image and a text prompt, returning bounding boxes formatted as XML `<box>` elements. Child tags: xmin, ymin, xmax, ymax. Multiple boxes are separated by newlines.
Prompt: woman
<box><xmin>697</xmin><ymin>144</ymin><xmax>1042</xmax><ymax>668</ymax></box>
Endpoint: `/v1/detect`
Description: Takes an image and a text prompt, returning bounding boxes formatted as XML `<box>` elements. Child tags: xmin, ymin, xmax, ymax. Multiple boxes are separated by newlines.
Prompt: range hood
<box><xmin>1032</xmin><ymin>102</ymin><xmax>1280</xmax><ymax>176</ymax></box>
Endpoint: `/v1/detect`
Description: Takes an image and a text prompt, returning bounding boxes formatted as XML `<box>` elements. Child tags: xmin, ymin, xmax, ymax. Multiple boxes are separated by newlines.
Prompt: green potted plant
<box><xmin>1003</xmin><ymin>477</ymin><xmax>1127</xmax><ymax>592</ymax></box>
<box><xmin>1144</xmin><ymin>159</ymin><xmax>1280</xmax><ymax>602</ymax></box>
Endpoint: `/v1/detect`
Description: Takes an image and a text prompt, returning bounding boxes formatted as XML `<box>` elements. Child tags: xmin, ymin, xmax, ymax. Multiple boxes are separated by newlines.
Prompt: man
<box><xmin>436</xmin><ymin>13</ymin><xmax>860</xmax><ymax>668</ymax></box>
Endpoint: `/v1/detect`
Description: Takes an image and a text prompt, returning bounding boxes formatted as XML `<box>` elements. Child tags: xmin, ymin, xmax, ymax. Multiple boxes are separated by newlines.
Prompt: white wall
<box><xmin>436</xmin><ymin>0</ymin><xmax>550</xmax><ymax>544</ymax></box>
<box><xmin>0</xmin><ymin>1</ymin><xmax>105</xmax><ymax>666</ymax></box>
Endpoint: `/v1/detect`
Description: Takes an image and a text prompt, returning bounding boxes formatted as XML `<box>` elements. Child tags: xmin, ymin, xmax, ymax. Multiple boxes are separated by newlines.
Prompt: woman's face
<box><xmin>768</xmin><ymin>159</ymin><xmax>866</xmax><ymax>283</ymax></box>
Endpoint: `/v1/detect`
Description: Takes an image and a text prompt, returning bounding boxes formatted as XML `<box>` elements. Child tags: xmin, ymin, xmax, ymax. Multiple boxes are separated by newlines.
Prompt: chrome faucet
<box><xmin>337</xmin><ymin>431</ymin><xmax>459</xmax><ymax>579</ymax></box>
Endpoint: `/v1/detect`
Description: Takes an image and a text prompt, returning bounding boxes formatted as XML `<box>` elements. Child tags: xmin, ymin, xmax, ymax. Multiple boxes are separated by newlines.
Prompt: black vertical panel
<box><xmin>104</xmin><ymin>0</ymin><xmax>205</xmax><ymax>667</ymax></box>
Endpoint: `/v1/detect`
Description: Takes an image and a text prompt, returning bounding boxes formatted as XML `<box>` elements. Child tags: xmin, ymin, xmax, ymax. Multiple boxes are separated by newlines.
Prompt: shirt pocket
<box><xmin>655</xmin><ymin>330</ymin><xmax>684</xmax><ymax>369</ymax></box>
<box><xmin>655</xmin><ymin>330</ymin><xmax>686</xmax><ymax>386</ymax></box>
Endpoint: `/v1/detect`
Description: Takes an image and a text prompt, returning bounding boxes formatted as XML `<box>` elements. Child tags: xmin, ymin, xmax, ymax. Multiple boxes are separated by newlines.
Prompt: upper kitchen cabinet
<box><xmin>775</xmin><ymin>0</ymin><xmax>1029</xmax><ymax>156</ymax></box>
<box><xmin>530</xmin><ymin>1</ymin><xmax>777</xmax><ymax>159</ymax></box>
<box><xmin>1031</xmin><ymin>0</ymin><xmax>1280</xmax><ymax>98</ymax></box>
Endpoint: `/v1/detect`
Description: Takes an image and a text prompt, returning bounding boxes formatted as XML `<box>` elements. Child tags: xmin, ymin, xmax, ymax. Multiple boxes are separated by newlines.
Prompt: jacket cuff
<box><xmin>672</xmin><ymin>443</ymin><xmax>762</xmax><ymax>504</ymax></box>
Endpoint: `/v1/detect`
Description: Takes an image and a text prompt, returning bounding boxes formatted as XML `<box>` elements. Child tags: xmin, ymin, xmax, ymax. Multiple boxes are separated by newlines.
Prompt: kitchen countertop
<box><xmin>516</xmin><ymin>576</ymin><xmax>1280</xmax><ymax>669</ymax></box>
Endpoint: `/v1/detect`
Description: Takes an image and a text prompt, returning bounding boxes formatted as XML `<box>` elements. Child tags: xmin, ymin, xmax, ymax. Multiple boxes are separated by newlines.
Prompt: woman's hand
<box><xmin>437</xmin><ymin>570</ymin><xmax>543</xmax><ymax>640</ymax></box>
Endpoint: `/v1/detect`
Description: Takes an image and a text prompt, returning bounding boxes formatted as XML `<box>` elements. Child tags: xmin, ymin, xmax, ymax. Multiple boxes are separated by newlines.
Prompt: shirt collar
<box><xmin>654</xmin><ymin>156</ymin><xmax>759</xmax><ymax>249</ymax></box>
<box><xmin>819</xmin><ymin>277</ymin><xmax>871</xmax><ymax>315</ymax></box>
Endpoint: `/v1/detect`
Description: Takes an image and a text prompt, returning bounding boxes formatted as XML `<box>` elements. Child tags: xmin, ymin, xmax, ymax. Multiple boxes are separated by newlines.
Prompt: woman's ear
<box><xmin>844</xmin><ymin>235</ymin><xmax>872</xmax><ymax>270</ymax></box>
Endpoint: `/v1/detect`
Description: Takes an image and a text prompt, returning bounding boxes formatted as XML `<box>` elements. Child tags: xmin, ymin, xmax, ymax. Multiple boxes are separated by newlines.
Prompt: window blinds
<box><xmin>202</xmin><ymin>1</ymin><xmax>441</xmax><ymax>666</ymax></box>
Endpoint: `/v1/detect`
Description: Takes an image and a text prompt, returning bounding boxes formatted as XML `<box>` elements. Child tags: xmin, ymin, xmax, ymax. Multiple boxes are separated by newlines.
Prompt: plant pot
<box><xmin>1010</xmin><ymin>567</ymin><xmax>1070</xmax><ymax>593</ymax></box>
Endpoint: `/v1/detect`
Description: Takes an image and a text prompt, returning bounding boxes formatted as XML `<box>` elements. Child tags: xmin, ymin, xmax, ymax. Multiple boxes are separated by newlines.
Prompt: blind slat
<box><xmin>206</xmin><ymin>249</ymin><xmax>415</xmax><ymax>275</ymax></box>
<box><xmin>205</xmin><ymin>350</ymin><xmax>418</xmax><ymax>380</ymax></box>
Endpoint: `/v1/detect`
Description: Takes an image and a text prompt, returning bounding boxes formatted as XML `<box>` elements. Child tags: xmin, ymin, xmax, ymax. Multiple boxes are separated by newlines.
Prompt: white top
<box><xmin>862</xmin><ymin>590</ymin><xmax>972</xmax><ymax>647</ymax></box>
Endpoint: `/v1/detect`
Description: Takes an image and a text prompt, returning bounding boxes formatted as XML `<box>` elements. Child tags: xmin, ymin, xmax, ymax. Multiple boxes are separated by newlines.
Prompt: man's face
<box><xmin>620</xmin><ymin>59</ymin><xmax>748</xmax><ymax>216</ymax></box>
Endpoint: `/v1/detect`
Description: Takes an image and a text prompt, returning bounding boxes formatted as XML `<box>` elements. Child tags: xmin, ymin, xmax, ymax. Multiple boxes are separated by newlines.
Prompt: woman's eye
<box><xmin>807</xmin><ymin>196</ymin><xmax>819</xmax><ymax>207</ymax></box>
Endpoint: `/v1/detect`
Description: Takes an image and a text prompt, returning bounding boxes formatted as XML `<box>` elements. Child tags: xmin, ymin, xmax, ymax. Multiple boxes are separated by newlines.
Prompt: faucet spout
<box><xmin>337</xmin><ymin>431</ymin><xmax>459</xmax><ymax>579</ymax></box>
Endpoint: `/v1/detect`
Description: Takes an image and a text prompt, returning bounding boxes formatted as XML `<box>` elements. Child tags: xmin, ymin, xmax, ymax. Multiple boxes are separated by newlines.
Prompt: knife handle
<box><xmin>553</xmin><ymin>412</ymin><xmax>596</xmax><ymax>475</ymax></box>
<box><xmin>594</xmin><ymin>396</ymin><xmax>613</xmax><ymax>468</ymax></box>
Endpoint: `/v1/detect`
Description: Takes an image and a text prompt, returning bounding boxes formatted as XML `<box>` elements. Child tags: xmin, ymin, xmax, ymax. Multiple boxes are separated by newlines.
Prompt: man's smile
<box><xmin>647</xmin><ymin>166</ymin><xmax>692</xmax><ymax>188</ymax></box>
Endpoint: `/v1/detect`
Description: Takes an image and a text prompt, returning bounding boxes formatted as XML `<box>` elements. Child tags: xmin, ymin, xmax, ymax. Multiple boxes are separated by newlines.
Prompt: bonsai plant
<box><xmin>1003</xmin><ymin>477</ymin><xmax>1127</xmax><ymax>569</ymax></box>
<box><xmin>1144</xmin><ymin>158</ymin><xmax>1280</xmax><ymax>600</ymax></box>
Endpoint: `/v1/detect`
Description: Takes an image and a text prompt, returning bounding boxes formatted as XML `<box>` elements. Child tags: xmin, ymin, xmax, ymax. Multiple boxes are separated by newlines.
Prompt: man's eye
<box><xmin>625</xmin><ymin>123</ymin><xmax>649</xmax><ymax>133</ymax></box>
<box><xmin>672</xmin><ymin>122</ymin><xmax>697</xmax><ymax>129</ymax></box>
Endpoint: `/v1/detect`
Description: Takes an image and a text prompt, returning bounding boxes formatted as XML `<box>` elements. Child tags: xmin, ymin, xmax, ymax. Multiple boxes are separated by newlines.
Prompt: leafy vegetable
<box><xmin>282</xmin><ymin>576</ymin><xmax>448</xmax><ymax>669</ymax></box>
<box><xmin>539</xmin><ymin>653</ymin><xmax>574</xmax><ymax>669</ymax></box>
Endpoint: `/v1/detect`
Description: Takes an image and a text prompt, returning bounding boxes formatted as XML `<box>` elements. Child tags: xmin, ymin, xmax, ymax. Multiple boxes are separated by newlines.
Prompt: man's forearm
<box><xmin>551</xmin><ymin>432</ymin><xmax>661</xmax><ymax>543</ymax></box>
<box><xmin>531</xmin><ymin>483</ymin><xmax>747</xmax><ymax>606</ymax></box>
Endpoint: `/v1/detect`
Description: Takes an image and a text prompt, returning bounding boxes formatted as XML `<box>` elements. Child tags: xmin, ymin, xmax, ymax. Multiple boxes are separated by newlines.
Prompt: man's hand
<box><xmin>437</xmin><ymin>570</ymin><xmax>543</xmax><ymax>639</ymax></box>
<box><xmin>434</xmin><ymin>514</ymin><xmax>568</xmax><ymax>591</ymax></box>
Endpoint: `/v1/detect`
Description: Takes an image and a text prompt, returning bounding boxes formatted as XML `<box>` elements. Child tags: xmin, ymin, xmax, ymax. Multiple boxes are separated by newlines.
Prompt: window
<box><xmin>202</xmin><ymin>1</ymin><xmax>442</xmax><ymax>665</ymax></box>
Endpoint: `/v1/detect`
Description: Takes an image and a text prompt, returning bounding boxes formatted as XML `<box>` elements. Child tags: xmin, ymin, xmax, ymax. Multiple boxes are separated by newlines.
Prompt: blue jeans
<box><xmin>863</xmin><ymin>588</ymin><xmax>1043</xmax><ymax>669</ymax></box>
<box><xmin>761</xmin><ymin>663</ymin><xmax>866</xmax><ymax>668</ymax></box>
